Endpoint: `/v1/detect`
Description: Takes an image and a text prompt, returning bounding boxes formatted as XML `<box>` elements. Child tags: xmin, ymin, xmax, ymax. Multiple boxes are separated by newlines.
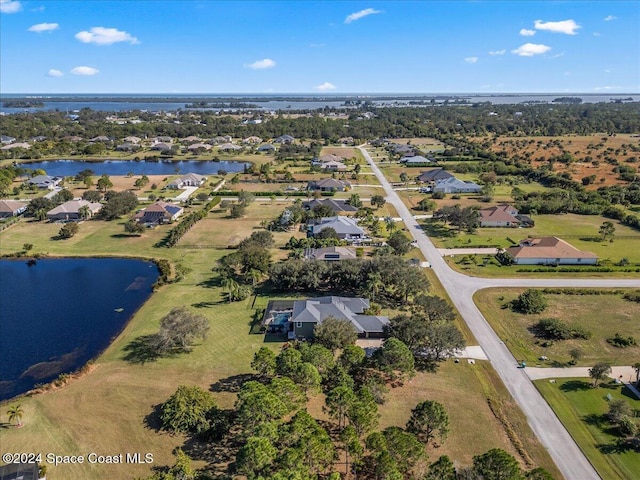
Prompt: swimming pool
<box><xmin>272</xmin><ymin>312</ymin><xmax>292</xmax><ymax>326</ymax></box>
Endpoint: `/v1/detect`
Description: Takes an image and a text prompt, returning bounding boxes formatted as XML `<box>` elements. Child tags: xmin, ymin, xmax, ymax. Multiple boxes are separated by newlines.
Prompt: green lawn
<box><xmin>0</xmin><ymin>208</ymin><xmax>559</xmax><ymax>479</ymax></box>
<box><xmin>535</xmin><ymin>378</ymin><xmax>640</xmax><ymax>480</ymax></box>
<box><xmin>474</xmin><ymin>288</ymin><xmax>640</xmax><ymax>366</ymax></box>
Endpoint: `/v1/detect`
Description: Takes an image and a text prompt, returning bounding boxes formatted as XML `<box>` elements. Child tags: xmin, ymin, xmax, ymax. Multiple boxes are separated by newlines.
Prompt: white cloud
<box><xmin>75</xmin><ymin>27</ymin><xmax>139</xmax><ymax>45</ymax></box>
<box><xmin>345</xmin><ymin>8</ymin><xmax>382</xmax><ymax>24</ymax></box>
<box><xmin>71</xmin><ymin>66</ymin><xmax>99</xmax><ymax>76</ymax></box>
<box><xmin>511</xmin><ymin>43</ymin><xmax>552</xmax><ymax>56</ymax></box>
<box><xmin>30</xmin><ymin>5</ymin><xmax>45</xmax><ymax>12</ymax></box>
<box><xmin>593</xmin><ymin>86</ymin><xmax>622</xmax><ymax>91</ymax></box>
<box><xmin>0</xmin><ymin>0</ymin><xmax>22</xmax><ymax>13</ymax></box>
<box><xmin>28</xmin><ymin>22</ymin><xmax>59</xmax><ymax>32</ymax></box>
<box><xmin>48</xmin><ymin>69</ymin><xmax>63</xmax><ymax>77</ymax></box>
<box><xmin>464</xmin><ymin>57</ymin><xmax>478</xmax><ymax>64</ymax></box>
<box><xmin>488</xmin><ymin>49</ymin><xmax>506</xmax><ymax>56</ymax></box>
<box><xmin>604</xmin><ymin>15</ymin><xmax>617</xmax><ymax>21</ymax></box>
<box><xmin>593</xmin><ymin>32</ymin><xmax>601</xmax><ymax>37</ymax></box>
<box><xmin>534</xmin><ymin>19</ymin><xmax>580</xmax><ymax>35</ymax></box>
<box><xmin>314</xmin><ymin>82</ymin><xmax>336</xmax><ymax>91</ymax></box>
<box><xmin>245</xmin><ymin>58</ymin><xmax>276</xmax><ymax>70</ymax></box>
<box><xmin>520</xmin><ymin>28</ymin><xmax>536</xmax><ymax>36</ymax></box>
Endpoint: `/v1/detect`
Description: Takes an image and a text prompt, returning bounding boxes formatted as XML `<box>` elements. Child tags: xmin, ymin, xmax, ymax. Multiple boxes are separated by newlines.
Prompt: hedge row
<box><xmin>161</xmin><ymin>197</ymin><xmax>221</xmax><ymax>248</ymax></box>
<box><xmin>209</xmin><ymin>190</ymin><xmax>336</xmax><ymax>197</ymax></box>
<box><xmin>516</xmin><ymin>267</ymin><xmax>640</xmax><ymax>273</ymax></box>
<box><xmin>540</xmin><ymin>288</ymin><xmax>627</xmax><ymax>296</ymax></box>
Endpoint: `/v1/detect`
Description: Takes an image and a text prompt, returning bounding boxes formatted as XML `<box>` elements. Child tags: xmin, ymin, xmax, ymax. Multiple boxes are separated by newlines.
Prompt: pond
<box><xmin>17</xmin><ymin>159</ymin><xmax>249</xmax><ymax>177</ymax></box>
<box><xmin>0</xmin><ymin>257</ymin><xmax>158</xmax><ymax>401</ymax></box>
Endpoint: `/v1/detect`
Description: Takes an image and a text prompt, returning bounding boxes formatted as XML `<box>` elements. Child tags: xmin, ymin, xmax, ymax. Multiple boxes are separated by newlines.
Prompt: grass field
<box><xmin>0</xmin><ymin>204</ymin><xmax>559</xmax><ymax>478</ymax></box>
<box><xmin>535</xmin><ymin>378</ymin><xmax>640</xmax><ymax>480</ymax></box>
<box><xmin>474</xmin><ymin>288</ymin><xmax>640</xmax><ymax>366</ymax></box>
<box><xmin>426</xmin><ymin>214</ymin><xmax>640</xmax><ymax>264</ymax></box>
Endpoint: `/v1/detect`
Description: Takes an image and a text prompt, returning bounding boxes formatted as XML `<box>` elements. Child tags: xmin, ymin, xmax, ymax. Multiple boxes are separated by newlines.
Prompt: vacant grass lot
<box><xmin>1</xmin><ymin>211</ymin><xmax>558</xmax><ymax>479</ymax></box>
<box><xmin>535</xmin><ymin>378</ymin><xmax>640</xmax><ymax>480</ymax></box>
<box><xmin>427</xmin><ymin>214</ymin><xmax>640</xmax><ymax>264</ymax></box>
<box><xmin>474</xmin><ymin>288</ymin><xmax>640</xmax><ymax>366</ymax></box>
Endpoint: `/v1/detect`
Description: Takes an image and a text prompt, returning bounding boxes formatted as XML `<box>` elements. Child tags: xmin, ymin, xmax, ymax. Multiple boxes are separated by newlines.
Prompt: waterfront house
<box><xmin>27</xmin><ymin>175</ymin><xmax>62</xmax><ymax>190</ymax></box>
<box><xmin>47</xmin><ymin>200</ymin><xmax>102</xmax><ymax>222</ymax></box>
<box><xmin>0</xmin><ymin>199</ymin><xmax>27</xmax><ymax>218</ymax></box>
<box><xmin>166</xmin><ymin>173</ymin><xmax>207</xmax><ymax>189</ymax></box>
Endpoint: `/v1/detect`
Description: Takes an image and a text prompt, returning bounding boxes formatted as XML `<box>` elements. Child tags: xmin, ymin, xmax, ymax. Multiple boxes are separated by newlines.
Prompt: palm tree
<box><xmin>222</xmin><ymin>277</ymin><xmax>239</xmax><ymax>303</ymax></box>
<box><xmin>7</xmin><ymin>404</ymin><xmax>23</xmax><ymax>426</ymax></box>
<box><xmin>34</xmin><ymin>208</ymin><xmax>47</xmax><ymax>221</ymax></box>
<box><xmin>78</xmin><ymin>205</ymin><xmax>91</xmax><ymax>221</ymax></box>
<box><xmin>365</xmin><ymin>273</ymin><xmax>384</xmax><ymax>302</ymax></box>
<box><xmin>633</xmin><ymin>362</ymin><xmax>640</xmax><ymax>387</ymax></box>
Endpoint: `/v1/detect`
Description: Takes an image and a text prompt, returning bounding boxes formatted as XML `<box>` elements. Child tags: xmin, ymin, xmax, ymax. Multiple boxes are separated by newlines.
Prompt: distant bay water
<box><xmin>1</xmin><ymin>93</ymin><xmax>637</xmax><ymax>114</ymax></box>
<box><xmin>17</xmin><ymin>159</ymin><xmax>249</xmax><ymax>177</ymax></box>
<box><xmin>0</xmin><ymin>258</ymin><xmax>158</xmax><ymax>401</ymax></box>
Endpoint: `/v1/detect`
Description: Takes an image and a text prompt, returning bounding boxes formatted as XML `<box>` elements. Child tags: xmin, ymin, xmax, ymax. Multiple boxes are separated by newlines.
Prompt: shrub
<box><xmin>533</xmin><ymin>318</ymin><xmax>592</xmax><ymax>340</ymax></box>
<box><xmin>607</xmin><ymin>333</ymin><xmax>637</xmax><ymax>348</ymax></box>
<box><xmin>512</xmin><ymin>289</ymin><xmax>547</xmax><ymax>314</ymax></box>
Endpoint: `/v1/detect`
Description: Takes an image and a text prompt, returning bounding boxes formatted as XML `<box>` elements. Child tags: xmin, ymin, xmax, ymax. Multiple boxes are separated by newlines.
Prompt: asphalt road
<box><xmin>359</xmin><ymin>146</ymin><xmax>640</xmax><ymax>480</ymax></box>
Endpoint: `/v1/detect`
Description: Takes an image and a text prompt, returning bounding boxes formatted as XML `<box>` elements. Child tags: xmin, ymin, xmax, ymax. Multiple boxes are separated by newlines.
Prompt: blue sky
<box><xmin>1</xmin><ymin>0</ymin><xmax>638</xmax><ymax>93</ymax></box>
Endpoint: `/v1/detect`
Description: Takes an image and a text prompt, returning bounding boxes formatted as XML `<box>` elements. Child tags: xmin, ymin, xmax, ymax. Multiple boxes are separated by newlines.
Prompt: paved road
<box><xmin>359</xmin><ymin>146</ymin><xmax>640</xmax><ymax>480</ymax></box>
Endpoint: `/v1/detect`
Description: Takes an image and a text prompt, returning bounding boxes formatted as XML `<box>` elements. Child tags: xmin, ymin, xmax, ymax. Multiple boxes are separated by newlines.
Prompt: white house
<box><xmin>505</xmin><ymin>237</ymin><xmax>598</xmax><ymax>265</ymax></box>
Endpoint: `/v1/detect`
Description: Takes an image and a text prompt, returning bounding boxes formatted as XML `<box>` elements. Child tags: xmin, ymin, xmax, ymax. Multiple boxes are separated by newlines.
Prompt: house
<box><xmin>478</xmin><ymin>204</ymin><xmax>535</xmax><ymax>228</ymax></box>
<box><xmin>433</xmin><ymin>177</ymin><xmax>482</xmax><ymax>194</ymax></box>
<box><xmin>63</xmin><ymin>135</ymin><xmax>83</xmax><ymax>142</ymax></box>
<box><xmin>0</xmin><ymin>135</ymin><xmax>16</xmax><ymax>144</ymax></box>
<box><xmin>180</xmin><ymin>135</ymin><xmax>202</xmax><ymax>143</ymax></box>
<box><xmin>213</xmin><ymin>135</ymin><xmax>232</xmax><ymax>144</ymax></box>
<box><xmin>307</xmin><ymin>178</ymin><xmax>351</xmax><ymax>192</ymax></box>
<box><xmin>135</xmin><ymin>201</ymin><xmax>184</xmax><ymax>224</ymax></box>
<box><xmin>166</xmin><ymin>173</ymin><xmax>207</xmax><ymax>189</ymax></box>
<box><xmin>320</xmin><ymin>160</ymin><xmax>348</xmax><ymax>172</ymax></box>
<box><xmin>47</xmin><ymin>200</ymin><xmax>102</xmax><ymax>222</ymax></box>
<box><xmin>151</xmin><ymin>142</ymin><xmax>172</xmax><ymax>151</ymax></box>
<box><xmin>317</xmin><ymin>154</ymin><xmax>344</xmax><ymax>163</ymax></box>
<box><xmin>304</xmin><ymin>246</ymin><xmax>357</xmax><ymax>261</ymax></box>
<box><xmin>218</xmin><ymin>143</ymin><xmax>242</xmax><ymax>151</ymax></box>
<box><xmin>257</xmin><ymin>143</ymin><xmax>276</xmax><ymax>152</ymax></box>
<box><xmin>504</xmin><ymin>237</ymin><xmax>598</xmax><ymax>265</ymax></box>
<box><xmin>242</xmin><ymin>136</ymin><xmax>262</xmax><ymax>144</ymax></box>
<box><xmin>27</xmin><ymin>175</ymin><xmax>62</xmax><ymax>190</ymax></box>
<box><xmin>187</xmin><ymin>143</ymin><xmax>212</xmax><ymax>152</ymax></box>
<box><xmin>116</xmin><ymin>142</ymin><xmax>139</xmax><ymax>152</ymax></box>
<box><xmin>0</xmin><ymin>462</ymin><xmax>40</xmax><ymax>480</ymax></box>
<box><xmin>339</xmin><ymin>136</ymin><xmax>355</xmax><ymax>145</ymax></box>
<box><xmin>417</xmin><ymin>168</ymin><xmax>454</xmax><ymax>183</ymax></box>
<box><xmin>152</xmin><ymin>136</ymin><xmax>173</xmax><ymax>143</ymax></box>
<box><xmin>400</xmin><ymin>155</ymin><xmax>433</xmax><ymax>165</ymax></box>
<box><xmin>123</xmin><ymin>136</ymin><xmax>142</xmax><ymax>144</ymax></box>
<box><xmin>274</xmin><ymin>134</ymin><xmax>295</xmax><ymax>144</ymax></box>
<box><xmin>90</xmin><ymin>135</ymin><xmax>111</xmax><ymax>142</ymax></box>
<box><xmin>302</xmin><ymin>198</ymin><xmax>358</xmax><ymax>214</ymax></box>
<box><xmin>0</xmin><ymin>142</ymin><xmax>31</xmax><ymax>150</ymax></box>
<box><xmin>290</xmin><ymin>296</ymin><xmax>389</xmax><ymax>339</ymax></box>
<box><xmin>308</xmin><ymin>216</ymin><xmax>367</xmax><ymax>241</ymax></box>
<box><xmin>0</xmin><ymin>199</ymin><xmax>27</xmax><ymax>218</ymax></box>
<box><xmin>387</xmin><ymin>143</ymin><xmax>416</xmax><ymax>156</ymax></box>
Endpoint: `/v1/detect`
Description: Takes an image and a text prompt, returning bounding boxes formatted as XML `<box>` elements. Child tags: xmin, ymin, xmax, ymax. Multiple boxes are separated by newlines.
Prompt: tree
<box><xmin>525</xmin><ymin>467</ymin><xmax>555</xmax><ymax>480</ymax></box>
<box><xmin>83</xmin><ymin>176</ymin><xmax>94</xmax><ymax>189</ymax></box>
<box><xmin>82</xmin><ymin>190</ymin><xmax>102</xmax><ymax>202</ymax></box>
<box><xmin>235</xmin><ymin>382</ymin><xmax>289</xmax><ymax>430</ymax></box>
<box><xmin>589</xmin><ymin>362</ymin><xmax>612</xmax><ymax>387</ymax></box>
<box><xmin>221</xmin><ymin>276</ymin><xmax>239</xmax><ymax>303</ymax></box>
<box><xmin>100</xmin><ymin>191</ymin><xmax>138</xmax><ymax>220</ymax></box>
<box><xmin>196</xmin><ymin>192</ymin><xmax>209</xmax><ymax>203</ymax></box>
<box><xmin>292</xmin><ymin>362</ymin><xmax>322</xmax><ymax>395</ymax></box>
<box><xmin>599</xmin><ymin>221</ymin><xmax>615</xmax><ymax>241</ymax></box>
<box><xmin>381</xmin><ymin>426</ymin><xmax>428</xmax><ymax>476</ymax></box>
<box><xmin>124</xmin><ymin>220</ymin><xmax>145</xmax><ymax>235</ymax></box>
<box><xmin>387</xmin><ymin>231</ymin><xmax>412</xmax><ymax>255</ymax></box>
<box><xmin>325</xmin><ymin>385</ymin><xmax>357</xmax><ymax>428</ymax></box>
<box><xmin>311</xmin><ymin>203</ymin><xmax>335</xmax><ymax>219</ymax></box>
<box><xmin>633</xmin><ymin>362</ymin><xmax>640</xmax><ymax>387</ymax></box>
<box><xmin>315</xmin><ymin>226</ymin><xmax>339</xmax><ymax>240</ymax></box>
<box><xmin>417</xmin><ymin>198</ymin><xmax>436</xmax><ymax>212</ymax></box>
<box><xmin>339</xmin><ymin>344</ymin><xmax>366</xmax><ymax>372</ymax></box>
<box><xmin>340</xmin><ymin>425</ymin><xmax>363</xmax><ymax>477</ymax></box>
<box><xmin>348</xmin><ymin>193</ymin><xmax>362</xmax><ymax>208</ymax></box>
<box><xmin>371</xmin><ymin>194</ymin><xmax>386</xmax><ymax>209</ymax></box>
<box><xmin>607</xmin><ymin>399</ymin><xmax>632</xmax><ymax>424</ymax></box>
<box><xmin>568</xmin><ymin>348</ymin><xmax>583</xmax><ymax>365</ymax></box>
<box><xmin>236</xmin><ymin>436</ymin><xmax>277</xmax><ymax>479</ymax></box>
<box><xmin>160</xmin><ymin>385</ymin><xmax>217</xmax><ymax>434</ymax></box>
<box><xmin>58</xmin><ymin>222</ymin><xmax>79</xmax><ymax>239</ymax></box>
<box><xmin>154</xmin><ymin>307</ymin><xmax>210</xmax><ymax>355</ymax></box>
<box><xmin>96</xmin><ymin>174</ymin><xmax>113</xmax><ymax>192</ymax></box>
<box><xmin>77</xmin><ymin>205</ymin><xmax>91</xmax><ymax>220</ymax></box>
<box><xmin>400</xmin><ymin>172</ymin><xmax>409</xmax><ymax>184</ymax></box>
<box><xmin>472</xmin><ymin>448</ymin><xmax>522</xmax><ymax>480</ymax></box>
<box><xmin>426</xmin><ymin>455</ymin><xmax>457</xmax><ymax>480</ymax></box>
<box><xmin>276</xmin><ymin>346</ymin><xmax>303</xmax><ymax>377</ymax></box>
<box><xmin>298</xmin><ymin>343</ymin><xmax>335</xmax><ymax>377</ymax></box>
<box><xmin>230</xmin><ymin>203</ymin><xmax>246</xmax><ymax>218</ymax></box>
<box><xmin>134</xmin><ymin>175</ymin><xmax>150</xmax><ymax>189</ymax></box>
<box><xmin>22</xmin><ymin>243</ymin><xmax>33</xmax><ymax>252</ymax></box>
<box><xmin>374</xmin><ymin>337</ymin><xmax>415</xmax><ymax>380</ymax></box>
<box><xmin>7</xmin><ymin>404</ymin><xmax>23</xmax><ymax>426</ymax></box>
<box><xmin>406</xmin><ymin>400</ymin><xmax>450</xmax><ymax>447</ymax></box>
<box><xmin>347</xmin><ymin>388</ymin><xmax>379</xmax><ymax>438</ymax></box>
<box><xmin>512</xmin><ymin>289</ymin><xmax>547</xmax><ymax>314</ymax></box>
<box><xmin>251</xmin><ymin>346</ymin><xmax>276</xmax><ymax>378</ymax></box>
<box><xmin>313</xmin><ymin>317</ymin><xmax>358</xmax><ymax>352</ymax></box>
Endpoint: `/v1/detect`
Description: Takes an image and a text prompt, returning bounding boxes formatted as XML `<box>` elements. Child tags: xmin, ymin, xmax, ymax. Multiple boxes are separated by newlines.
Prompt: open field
<box><xmin>535</xmin><ymin>378</ymin><xmax>640</xmax><ymax>480</ymax></box>
<box><xmin>319</xmin><ymin>146</ymin><xmax>359</xmax><ymax>160</ymax></box>
<box><xmin>425</xmin><ymin>213</ymin><xmax>640</xmax><ymax>264</ymax></box>
<box><xmin>0</xmin><ymin>206</ymin><xmax>559</xmax><ymax>479</ymax></box>
<box><xmin>469</xmin><ymin>134</ymin><xmax>640</xmax><ymax>189</ymax></box>
<box><xmin>474</xmin><ymin>288</ymin><xmax>640</xmax><ymax>366</ymax></box>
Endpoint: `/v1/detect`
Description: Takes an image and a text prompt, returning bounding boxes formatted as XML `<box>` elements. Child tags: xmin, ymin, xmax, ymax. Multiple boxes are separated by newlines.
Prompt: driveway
<box><xmin>358</xmin><ymin>146</ymin><xmax>640</xmax><ymax>480</ymax></box>
<box><xmin>174</xmin><ymin>186</ymin><xmax>198</xmax><ymax>201</ymax></box>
